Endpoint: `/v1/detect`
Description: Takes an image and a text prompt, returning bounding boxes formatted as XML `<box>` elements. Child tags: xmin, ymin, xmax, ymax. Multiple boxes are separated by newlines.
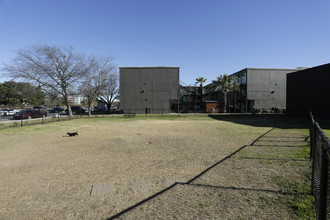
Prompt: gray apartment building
<box><xmin>230</xmin><ymin>68</ymin><xmax>302</xmax><ymax>112</ymax></box>
<box><xmin>120</xmin><ymin>67</ymin><xmax>179</xmax><ymax>114</ymax></box>
<box><xmin>204</xmin><ymin>67</ymin><xmax>303</xmax><ymax>113</ymax></box>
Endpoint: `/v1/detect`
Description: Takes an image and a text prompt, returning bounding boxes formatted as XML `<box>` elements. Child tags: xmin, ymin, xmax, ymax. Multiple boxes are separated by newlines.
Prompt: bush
<box><xmin>275</xmin><ymin>108</ymin><xmax>282</xmax><ymax>113</ymax></box>
<box><xmin>262</xmin><ymin>109</ymin><xmax>270</xmax><ymax>113</ymax></box>
<box><xmin>255</xmin><ymin>109</ymin><xmax>261</xmax><ymax>113</ymax></box>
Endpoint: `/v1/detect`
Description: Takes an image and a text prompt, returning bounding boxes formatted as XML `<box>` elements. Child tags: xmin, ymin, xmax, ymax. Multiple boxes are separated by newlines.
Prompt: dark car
<box><xmin>33</xmin><ymin>106</ymin><xmax>48</xmax><ymax>116</ymax></box>
<box><xmin>66</xmin><ymin>106</ymin><xmax>85</xmax><ymax>115</ymax></box>
<box><xmin>13</xmin><ymin>109</ymin><xmax>45</xmax><ymax>120</ymax></box>
<box><xmin>49</xmin><ymin>107</ymin><xmax>64</xmax><ymax>113</ymax></box>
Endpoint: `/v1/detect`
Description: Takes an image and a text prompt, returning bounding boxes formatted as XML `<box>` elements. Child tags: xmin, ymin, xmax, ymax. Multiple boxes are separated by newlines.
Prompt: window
<box><xmin>241</xmin><ymin>88</ymin><xmax>247</xmax><ymax>97</ymax></box>
<box><xmin>241</xmin><ymin>75</ymin><xmax>246</xmax><ymax>84</ymax></box>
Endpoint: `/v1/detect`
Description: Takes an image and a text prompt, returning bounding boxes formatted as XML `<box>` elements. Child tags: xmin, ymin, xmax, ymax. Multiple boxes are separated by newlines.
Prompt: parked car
<box><xmin>48</xmin><ymin>107</ymin><xmax>64</xmax><ymax>113</ymax></box>
<box><xmin>33</xmin><ymin>106</ymin><xmax>48</xmax><ymax>116</ymax></box>
<box><xmin>13</xmin><ymin>109</ymin><xmax>45</xmax><ymax>119</ymax></box>
<box><xmin>0</xmin><ymin>109</ymin><xmax>8</xmax><ymax>116</ymax></box>
<box><xmin>6</xmin><ymin>109</ymin><xmax>19</xmax><ymax>116</ymax></box>
<box><xmin>0</xmin><ymin>108</ymin><xmax>19</xmax><ymax>116</ymax></box>
<box><xmin>66</xmin><ymin>106</ymin><xmax>85</xmax><ymax>115</ymax></box>
<box><xmin>93</xmin><ymin>106</ymin><xmax>108</xmax><ymax>113</ymax></box>
<box><xmin>33</xmin><ymin>106</ymin><xmax>47</xmax><ymax>112</ymax></box>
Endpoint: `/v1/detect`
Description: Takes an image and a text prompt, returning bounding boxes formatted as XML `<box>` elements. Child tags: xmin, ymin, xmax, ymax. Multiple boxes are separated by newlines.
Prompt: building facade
<box><xmin>229</xmin><ymin>68</ymin><xmax>301</xmax><ymax>113</ymax></box>
<box><xmin>204</xmin><ymin>67</ymin><xmax>302</xmax><ymax>113</ymax></box>
<box><xmin>68</xmin><ymin>94</ymin><xmax>84</xmax><ymax>105</ymax></box>
<box><xmin>120</xmin><ymin>67</ymin><xmax>179</xmax><ymax>114</ymax></box>
<box><xmin>286</xmin><ymin>63</ymin><xmax>330</xmax><ymax>118</ymax></box>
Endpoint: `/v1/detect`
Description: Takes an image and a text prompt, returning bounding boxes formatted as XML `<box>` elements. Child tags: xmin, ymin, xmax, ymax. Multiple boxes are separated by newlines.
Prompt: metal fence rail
<box><xmin>0</xmin><ymin>114</ymin><xmax>116</xmax><ymax>130</ymax></box>
<box><xmin>309</xmin><ymin>112</ymin><xmax>330</xmax><ymax>220</ymax></box>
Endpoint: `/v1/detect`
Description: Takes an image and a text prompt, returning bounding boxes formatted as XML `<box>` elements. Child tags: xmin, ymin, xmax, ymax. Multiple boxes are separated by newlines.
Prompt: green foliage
<box><xmin>212</xmin><ymin>74</ymin><xmax>239</xmax><ymax>94</ymax></box>
<box><xmin>196</xmin><ymin>77</ymin><xmax>207</xmax><ymax>86</ymax></box>
<box><xmin>0</xmin><ymin>81</ymin><xmax>45</xmax><ymax>106</ymax></box>
<box><xmin>273</xmin><ymin>176</ymin><xmax>316</xmax><ymax>219</ymax></box>
<box><xmin>324</xmin><ymin>130</ymin><xmax>330</xmax><ymax>137</ymax></box>
<box><xmin>293</xmin><ymin>147</ymin><xmax>310</xmax><ymax>160</ymax></box>
<box><xmin>196</xmin><ymin>77</ymin><xmax>207</xmax><ymax>108</ymax></box>
<box><xmin>199</xmin><ymin>202</ymin><xmax>211</xmax><ymax>207</ymax></box>
<box><xmin>265</xmin><ymin>144</ymin><xmax>315</xmax><ymax>219</ymax></box>
<box><xmin>212</xmin><ymin>74</ymin><xmax>239</xmax><ymax>113</ymax></box>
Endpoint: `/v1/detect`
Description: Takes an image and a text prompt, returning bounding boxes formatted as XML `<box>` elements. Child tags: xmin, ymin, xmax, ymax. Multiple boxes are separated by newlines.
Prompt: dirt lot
<box><xmin>0</xmin><ymin>117</ymin><xmax>310</xmax><ymax>219</ymax></box>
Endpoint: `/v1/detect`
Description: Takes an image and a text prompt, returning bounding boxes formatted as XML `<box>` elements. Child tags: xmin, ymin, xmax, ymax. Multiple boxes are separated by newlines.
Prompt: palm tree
<box><xmin>212</xmin><ymin>74</ymin><xmax>239</xmax><ymax>113</ymax></box>
<box><xmin>196</xmin><ymin>77</ymin><xmax>207</xmax><ymax>110</ymax></box>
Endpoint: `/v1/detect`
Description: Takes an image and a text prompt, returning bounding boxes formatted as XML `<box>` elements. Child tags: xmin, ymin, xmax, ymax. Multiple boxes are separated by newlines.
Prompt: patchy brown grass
<box><xmin>0</xmin><ymin>117</ymin><xmax>311</xmax><ymax>219</ymax></box>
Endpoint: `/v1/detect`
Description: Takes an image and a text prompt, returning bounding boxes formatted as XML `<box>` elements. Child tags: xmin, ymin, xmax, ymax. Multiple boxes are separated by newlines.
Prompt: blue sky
<box><xmin>0</xmin><ymin>0</ymin><xmax>329</xmax><ymax>85</ymax></box>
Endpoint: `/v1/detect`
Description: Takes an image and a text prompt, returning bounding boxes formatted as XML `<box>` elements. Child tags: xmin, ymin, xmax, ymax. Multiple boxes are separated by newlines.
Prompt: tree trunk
<box><xmin>63</xmin><ymin>92</ymin><xmax>73</xmax><ymax>117</ymax></box>
<box><xmin>200</xmin><ymin>85</ymin><xmax>203</xmax><ymax>109</ymax></box>
<box><xmin>223</xmin><ymin>92</ymin><xmax>227</xmax><ymax>113</ymax></box>
<box><xmin>88</xmin><ymin>103</ymin><xmax>92</xmax><ymax>116</ymax></box>
<box><xmin>106</xmin><ymin>103</ymin><xmax>111</xmax><ymax>113</ymax></box>
<box><xmin>66</xmin><ymin>103</ymin><xmax>72</xmax><ymax>117</ymax></box>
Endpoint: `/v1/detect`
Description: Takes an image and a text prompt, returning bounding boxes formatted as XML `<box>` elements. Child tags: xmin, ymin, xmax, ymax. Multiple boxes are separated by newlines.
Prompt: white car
<box><xmin>0</xmin><ymin>109</ymin><xmax>8</xmax><ymax>116</ymax></box>
<box><xmin>5</xmin><ymin>109</ymin><xmax>19</xmax><ymax>116</ymax></box>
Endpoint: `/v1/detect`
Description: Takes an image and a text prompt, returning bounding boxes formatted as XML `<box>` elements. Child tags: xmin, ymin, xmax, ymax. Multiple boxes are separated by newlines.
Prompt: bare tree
<box><xmin>2</xmin><ymin>45</ymin><xmax>92</xmax><ymax>116</ymax></box>
<box><xmin>98</xmin><ymin>70</ymin><xmax>119</xmax><ymax>113</ymax></box>
<box><xmin>79</xmin><ymin>57</ymin><xmax>114</xmax><ymax>116</ymax></box>
<box><xmin>45</xmin><ymin>91</ymin><xmax>66</xmax><ymax>107</ymax></box>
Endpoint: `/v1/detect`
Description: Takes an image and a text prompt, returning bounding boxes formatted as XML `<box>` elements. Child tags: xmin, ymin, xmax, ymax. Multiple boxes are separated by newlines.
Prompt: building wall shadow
<box><xmin>208</xmin><ymin>114</ymin><xmax>311</xmax><ymax>129</ymax></box>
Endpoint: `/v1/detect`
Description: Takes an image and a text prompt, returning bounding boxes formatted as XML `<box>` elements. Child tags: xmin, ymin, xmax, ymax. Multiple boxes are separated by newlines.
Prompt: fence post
<box><xmin>21</xmin><ymin>119</ymin><xmax>23</xmax><ymax>127</ymax></box>
<box><xmin>310</xmin><ymin>113</ymin><xmax>330</xmax><ymax>220</ymax></box>
<box><xmin>311</xmin><ymin>122</ymin><xmax>318</xmax><ymax>196</ymax></box>
<box><xmin>310</xmin><ymin>112</ymin><xmax>316</xmax><ymax>195</ymax></box>
<box><xmin>310</xmin><ymin>112</ymin><xmax>315</xmax><ymax>161</ymax></box>
<box><xmin>318</xmin><ymin>138</ymin><xmax>329</xmax><ymax>220</ymax></box>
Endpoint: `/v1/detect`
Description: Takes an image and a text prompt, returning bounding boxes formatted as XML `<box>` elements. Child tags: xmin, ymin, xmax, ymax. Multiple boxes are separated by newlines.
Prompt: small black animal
<box><xmin>67</xmin><ymin>132</ymin><xmax>78</xmax><ymax>137</ymax></box>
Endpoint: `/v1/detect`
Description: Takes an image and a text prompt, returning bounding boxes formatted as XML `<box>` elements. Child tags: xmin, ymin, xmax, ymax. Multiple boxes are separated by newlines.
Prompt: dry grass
<box><xmin>0</xmin><ymin>117</ymin><xmax>310</xmax><ymax>219</ymax></box>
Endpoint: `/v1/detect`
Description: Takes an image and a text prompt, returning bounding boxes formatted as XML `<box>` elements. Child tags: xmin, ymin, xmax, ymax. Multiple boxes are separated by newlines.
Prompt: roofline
<box><xmin>245</xmin><ymin>67</ymin><xmax>305</xmax><ymax>71</ymax></box>
<box><xmin>287</xmin><ymin>63</ymin><xmax>330</xmax><ymax>76</ymax></box>
<box><xmin>229</xmin><ymin>67</ymin><xmax>307</xmax><ymax>76</ymax></box>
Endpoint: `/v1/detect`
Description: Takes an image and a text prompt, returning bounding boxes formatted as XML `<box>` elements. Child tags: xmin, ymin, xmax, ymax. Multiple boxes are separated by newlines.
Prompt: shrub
<box><xmin>262</xmin><ymin>109</ymin><xmax>270</xmax><ymax>113</ymax></box>
<box><xmin>255</xmin><ymin>108</ymin><xmax>261</xmax><ymax>113</ymax></box>
<box><xmin>275</xmin><ymin>108</ymin><xmax>282</xmax><ymax>113</ymax></box>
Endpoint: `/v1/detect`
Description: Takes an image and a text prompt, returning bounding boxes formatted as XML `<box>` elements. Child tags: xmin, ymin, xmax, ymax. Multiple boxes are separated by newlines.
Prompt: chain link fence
<box><xmin>309</xmin><ymin>112</ymin><xmax>330</xmax><ymax>220</ymax></box>
<box><xmin>0</xmin><ymin>110</ymin><xmax>209</xmax><ymax>130</ymax></box>
<box><xmin>0</xmin><ymin>113</ymin><xmax>123</xmax><ymax>130</ymax></box>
